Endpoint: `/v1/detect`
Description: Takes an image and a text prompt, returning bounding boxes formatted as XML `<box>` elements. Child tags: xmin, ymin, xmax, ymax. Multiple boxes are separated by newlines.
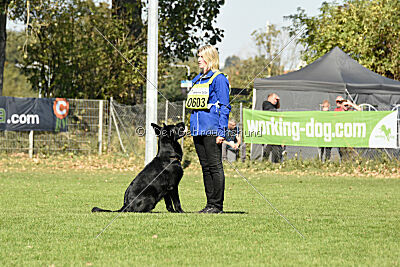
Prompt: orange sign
<box><xmin>53</xmin><ymin>98</ymin><xmax>69</xmax><ymax>119</ymax></box>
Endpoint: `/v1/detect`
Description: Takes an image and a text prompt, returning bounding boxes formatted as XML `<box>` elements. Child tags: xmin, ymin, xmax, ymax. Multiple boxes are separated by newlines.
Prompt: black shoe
<box><xmin>198</xmin><ymin>206</ymin><xmax>211</xmax><ymax>213</ymax></box>
<box><xmin>203</xmin><ymin>207</ymin><xmax>223</xmax><ymax>214</ymax></box>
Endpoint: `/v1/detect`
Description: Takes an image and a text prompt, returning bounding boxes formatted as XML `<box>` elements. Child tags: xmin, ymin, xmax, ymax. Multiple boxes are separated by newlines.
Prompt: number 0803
<box><xmin>187</xmin><ymin>97</ymin><xmax>206</xmax><ymax>108</ymax></box>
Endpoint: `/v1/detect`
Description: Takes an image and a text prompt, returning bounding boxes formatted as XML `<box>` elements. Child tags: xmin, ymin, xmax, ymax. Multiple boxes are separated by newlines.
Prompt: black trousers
<box><xmin>319</xmin><ymin>147</ymin><xmax>332</xmax><ymax>161</ymax></box>
<box><xmin>193</xmin><ymin>135</ymin><xmax>225</xmax><ymax>210</ymax></box>
<box><xmin>263</xmin><ymin>144</ymin><xmax>283</xmax><ymax>163</ymax></box>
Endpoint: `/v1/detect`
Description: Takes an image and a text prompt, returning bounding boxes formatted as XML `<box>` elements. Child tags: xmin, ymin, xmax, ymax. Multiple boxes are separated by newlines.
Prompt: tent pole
<box><xmin>345</xmin><ymin>87</ymin><xmax>355</xmax><ymax>103</ymax></box>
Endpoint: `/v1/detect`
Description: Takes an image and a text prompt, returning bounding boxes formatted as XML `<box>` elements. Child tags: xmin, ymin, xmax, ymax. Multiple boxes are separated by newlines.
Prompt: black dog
<box><xmin>92</xmin><ymin>122</ymin><xmax>185</xmax><ymax>213</ymax></box>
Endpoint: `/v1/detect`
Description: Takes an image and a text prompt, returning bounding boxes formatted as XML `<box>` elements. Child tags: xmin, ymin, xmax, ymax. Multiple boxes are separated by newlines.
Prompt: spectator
<box><xmin>319</xmin><ymin>100</ymin><xmax>332</xmax><ymax>162</ymax></box>
<box><xmin>334</xmin><ymin>96</ymin><xmax>361</xmax><ymax>112</ymax></box>
<box><xmin>334</xmin><ymin>96</ymin><xmax>345</xmax><ymax>111</ymax></box>
<box><xmin>222</xmin><ymin>120</ymin><xmax>241</xmax><ymax>162</ymax></box>
<box><xmin>262</xmin><ymin>93</ymin><xmax>283</xmax><ymax>163</ymax></box>
<box><xmin>343</xmin><ymin>100</ymin><xmax>361</xmax><ymax>111</ymax></box>
<box><xmin>334</xmin><ymin>96</ymin><xmax>361</xmax><ymax>161</ymax></box>
<box><xmin>320</xmin><ymin>100</ymin><xmax>330</xmax><ymax>111</ymax></box>
<box><xmin>262</xmin><ymin>93</ymin><xmax>280</xmax><ymax>111</ymax></box>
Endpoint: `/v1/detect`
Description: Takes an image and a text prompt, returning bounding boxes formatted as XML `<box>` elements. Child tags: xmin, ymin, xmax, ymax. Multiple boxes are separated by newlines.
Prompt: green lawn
<box><xmin>1</xmin><ymin>162</ymin><xmax>399</xmax><ymax>266</ymax></box>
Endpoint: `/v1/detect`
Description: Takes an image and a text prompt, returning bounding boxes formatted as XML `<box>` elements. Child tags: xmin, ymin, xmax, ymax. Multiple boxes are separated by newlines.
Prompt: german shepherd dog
<box><xmin>92</xmin><ymin>122</ymin><xmax>185</xmax><ymax>213</ymax></box>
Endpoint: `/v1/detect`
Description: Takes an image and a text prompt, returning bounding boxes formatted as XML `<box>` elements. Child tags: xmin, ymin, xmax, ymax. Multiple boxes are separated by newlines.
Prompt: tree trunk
<box><xmin>0</xmin><ymin>1</ymin><xmax>8</xmax><ymax>96</ymax></box>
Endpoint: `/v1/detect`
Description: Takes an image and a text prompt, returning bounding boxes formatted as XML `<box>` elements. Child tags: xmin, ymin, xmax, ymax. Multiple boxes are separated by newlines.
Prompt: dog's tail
<box><xmin>91</xmin><ymin>206</ymin><xmax>126</xmax><ymax>212</ymax></box>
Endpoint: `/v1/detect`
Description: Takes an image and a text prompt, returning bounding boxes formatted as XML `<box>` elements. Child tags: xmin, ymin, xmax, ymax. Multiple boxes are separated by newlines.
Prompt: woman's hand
<box><xmin>231</xmin><ymin>143</ymin><xmax>239</xmax><ymax>150</ymax></box>
<box><xmin>216</xmin><ymin>136</ymin><xmax>225</xmax><ymax>144</ymax></box>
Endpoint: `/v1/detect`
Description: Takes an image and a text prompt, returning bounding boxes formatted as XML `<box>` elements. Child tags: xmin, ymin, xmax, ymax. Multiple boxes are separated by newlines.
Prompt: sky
<box><xmin>6</xmin><ymin>0</ymin><xmax>332</xmax><ymax>66</ymax></box>
<box><xmin>214</xmin><ymin>0</ymin><xmax>331</xmax><ymax>66</ymax></box>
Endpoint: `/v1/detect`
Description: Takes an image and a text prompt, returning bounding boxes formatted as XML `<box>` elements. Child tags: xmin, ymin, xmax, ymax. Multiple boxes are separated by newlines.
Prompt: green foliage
<box><xmin>224</xmin><ymin>55</ymin><xmax>240</xmax><ymax>68</ymax></box>
<box><xmin>158</xmin><ymin>0</ymin><xmax>225</xmax><ymax>61</ymax></box>
<box><xmin>2</xmin><ymin>31</ymin><xmax>34</xmax><ymax>97</ymax></box>
<box><xmin>4</xmin><ymin>30</ymin><xmax>22</xmax><ymax>64</ymax></box>
<box><xmin>158</xmin><ymin>57</ymin><xmax>199</xmax><ymax>102</ymax></box>
<box><xmin>223</xmin><ymin>56</ymin><xmax>277</xmax><ymax>105</ymax></box>
<box><xmin>285</xmin><ymin>0</ymin><xmax>400</xmax><ymax>80</ymax></box>
<box><xmin>251</xmin><ymin>23</ymin><xmax>281</xmax><ymax>59</ymax></box>
<box><xmin>3</xmin><ymin>0</ymin><xmax>225</xmax><ymax>102</ymax></box>
<box><xmin>18</xmin><ymin>0</ymin><xmax>146</xmax><ymax>103</ymax></box>
<box><xmin>113</xmin><ymin>0</ymin><xmax>225</xmax><ymax>61</ymax></box>
<box><xmin>3</xmin><ymin>63</ymin><xmax>34</xmax><ymax>97</ymax></box>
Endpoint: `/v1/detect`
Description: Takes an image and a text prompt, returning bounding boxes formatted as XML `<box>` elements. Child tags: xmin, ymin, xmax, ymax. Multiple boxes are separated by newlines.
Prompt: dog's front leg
<box><xmin>170</xmin><ymin>187</ymin><xmax>184</xmax><ymax>213</ymax></box>
<box><xmin>164</xmin><ymin>193</ymin><xmax>175</xmax><ymax>212</ymax></box>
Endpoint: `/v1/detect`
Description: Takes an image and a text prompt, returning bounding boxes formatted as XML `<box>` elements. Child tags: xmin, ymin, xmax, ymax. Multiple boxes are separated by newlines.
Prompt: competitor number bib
<box><xmin>186</xmin><ymin>71</ymin><xmax>222</xmax><ymax>110</ymax></box>
<box><xmin>186</xmin><ymin>86</ymin><xmax>209</xmax><ymax>109</ymax></box>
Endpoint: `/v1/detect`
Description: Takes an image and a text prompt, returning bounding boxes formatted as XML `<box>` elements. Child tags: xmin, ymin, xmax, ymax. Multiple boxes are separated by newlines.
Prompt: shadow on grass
<box><xmin>148</xmin><ymin>211</ymin><xmax>247</xmax><ymax>214</ymax></box>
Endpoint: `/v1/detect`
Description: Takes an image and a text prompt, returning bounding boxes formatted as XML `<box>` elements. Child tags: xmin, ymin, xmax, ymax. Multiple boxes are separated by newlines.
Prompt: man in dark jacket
<box><xmin>262</xmin><ymin>93</ymin><xmax>280</xmax><ymax>111</ymax></box>
<box><xmin>262</xmin><ymin>93</ymin><xmax>283</xmax><ymax>163</ymax></box>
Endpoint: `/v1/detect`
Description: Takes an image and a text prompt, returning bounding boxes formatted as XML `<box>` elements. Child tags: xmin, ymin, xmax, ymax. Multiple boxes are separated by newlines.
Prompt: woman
<box><xmin>187</xmin><ymin>45</ymin><xmax>231</xmax><ymax>214</ymax></box>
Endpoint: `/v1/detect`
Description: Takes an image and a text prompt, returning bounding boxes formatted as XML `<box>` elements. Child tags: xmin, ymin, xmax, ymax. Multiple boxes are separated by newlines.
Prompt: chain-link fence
<box><xmin>0</xmin><ymin>99</ymin><xmax>109</xmax><ymax>155</ymax></box>
<box><xmin>1</xmin><ymin>97</ymin><xmax>399</xmax><ymax>162</ymax></box>
<box><xmin>109</xmin><ymin>99</ymin><xmax>186</xmax><ymax>156</ymax></box>
<box><xmin>0</xmin><ymin>98</ymin><xmax>245</xmax><ymax>158</ymax></box>
<box><xmin>0</xmin><ymin>98</ymin><xmax>191</xmax><ymax>156</ymax></box>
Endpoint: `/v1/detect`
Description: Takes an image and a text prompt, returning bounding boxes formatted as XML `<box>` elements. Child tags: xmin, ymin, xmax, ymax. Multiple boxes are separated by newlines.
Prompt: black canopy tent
<box><xmin>250</xmin><ymin>47</ymin><xmax>400</xmax><ymax>160</ymax></box>
<box><xmin>254</xmin><ymin>46</ymin><xmax>400</xmax><ymax>111</ymax></box>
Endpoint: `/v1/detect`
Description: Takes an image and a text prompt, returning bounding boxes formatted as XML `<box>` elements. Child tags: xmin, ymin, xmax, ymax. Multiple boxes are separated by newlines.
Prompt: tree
<box><xmin>224</xmin><ymin>55</ymin><xmax>240</xmax><ymax>68</ymax></box>
<box><xmin>157</xmin><ymin>0</ymin><xmax>225</xmax><ymax>61</ymax></box>
<box><xmin>111</xmin><ymin>0</ymin><xmax>225</xmax><ymax>103</ymax></box>
<box><xmin>223</xmin><ymin>55</ymin><xmax>283</xmax><ymax>105</ymax></box>
<box><xmin>0</xmin><ymin>0</ymin><xmax>10</xmax><ymax>96</ymax></box>
<box><xmin>19</xmin><ymin>0</ymin><xmax>147</xmax><ymax>103</ymax></box>
<box><xmin>3</xmin><ymin>30</ymin><xmax>34</xmax><ymax>97</ymax></box>
<box><xmin>223</xmin><ymin>23</ymin><xmax>288</xmax><ymax>105</ymax></box>
<box><xmin>251</xmin><ymin>23</ymin><xmax>281</xmax><ymax>61</ymax></box>
<box><xmin>251</xmin><ymin>23</ymin><xmax>303</xmax><ymax>72</ymax></box>
<box><xmin>285</xmin><ymin>0</ymin><xmax>400</xmax><ymax>80</ymax></box>
<box><xmin>158</xmin><ymin>57</ymin><xmax>199</xmax><ymax>103</ymax></box>
<box><xmin>0</xmin><ymin>0</ymin><xmax>48</xmax><ymax>96</ymax></box>
<box><xmin>3</xmin><ymin>0</ymin><xmax>225</xmax><ymax>103</ymax></box>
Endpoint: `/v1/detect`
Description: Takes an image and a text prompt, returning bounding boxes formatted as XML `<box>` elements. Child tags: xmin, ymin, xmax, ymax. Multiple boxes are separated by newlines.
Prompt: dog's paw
<box><xmin>167</xmin><ymin>208</ymin><xmax>175</xmax><ymax>213</ymax></box>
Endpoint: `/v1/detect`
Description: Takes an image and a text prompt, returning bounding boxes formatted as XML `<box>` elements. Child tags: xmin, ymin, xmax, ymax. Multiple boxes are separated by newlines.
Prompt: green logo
<box><xmin>380</xmin><ymin>125</ymin><xmax>391</xmax><ymax>141</ymax></box>
<box><xmin>55</xmin><ymin>117</ymin><xmax>67</xmax><ymax>132</ymax></box>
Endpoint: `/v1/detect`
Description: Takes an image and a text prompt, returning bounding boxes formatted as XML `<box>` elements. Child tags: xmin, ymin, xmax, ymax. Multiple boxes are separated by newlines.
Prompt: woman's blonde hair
<box><xmin>198</xmin><ymin>45</ymin><xmax>219</xmax><ymax>72</ymax></box>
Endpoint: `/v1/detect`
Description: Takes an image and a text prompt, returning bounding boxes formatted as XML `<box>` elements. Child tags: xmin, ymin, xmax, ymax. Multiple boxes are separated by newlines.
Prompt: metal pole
<box><xmin>107</xmin><ymin>97</ymin><xmax>113</xmax><ymax>152</ymax></box>
<box><xmin>251</xmin><ymin>88</ymin><xmax>256</xmax><ymax>159</ymax></box>
<box><xmin>98</xmin><ymin>100</ymin><xmax>104</xmax><ymax>155</ymax></box>
<box><xmin>28</xmin><ymin>131</ymin><xmax>34</xmax><ymax>158</ymax></box>
<box><xmin>240</xmin><ymin>102</ymin><xmax>245</xmax><ymax>162</ymax></box>
<box><xmin>182</xmin><ymin>100</ymin><xmax>185</xmax><ymax>148</ymax></box>
<box><xmin>145</xmin><ymin>0</ymin><xmax>158</xmax><ymax>165</ymax></box>
<box><xmin>165</xmin><ymin>100</ymin><xmax>169</xmax><ymax>124</ymax></box>
<box><xmin>111</xmin><ymin>104</ymin><xmax>127</xmax><ymax>154</ymax></box>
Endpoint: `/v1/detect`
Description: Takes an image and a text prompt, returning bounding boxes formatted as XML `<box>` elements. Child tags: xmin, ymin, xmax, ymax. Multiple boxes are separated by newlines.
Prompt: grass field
<box><xmin>1</xmin><ymin>155</ymin><xmax>399</xmax><ymax>266</ymax></box>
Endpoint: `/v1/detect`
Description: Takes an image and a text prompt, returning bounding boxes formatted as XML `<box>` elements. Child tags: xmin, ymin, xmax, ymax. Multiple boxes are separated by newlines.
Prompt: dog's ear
<box><xmin>176</xmin><ymin>122</ymin><xmax>185</xmax><ymax>128</ymax></box>
<box><xmin>151</xmin><ymin>123</ymin><xmax>162</xmax><ymax>136</ymax></box>
<box><xmin>175</xmin><ymin>122</ymin><xmax>186</xmax><ymax>139</ymax></box>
